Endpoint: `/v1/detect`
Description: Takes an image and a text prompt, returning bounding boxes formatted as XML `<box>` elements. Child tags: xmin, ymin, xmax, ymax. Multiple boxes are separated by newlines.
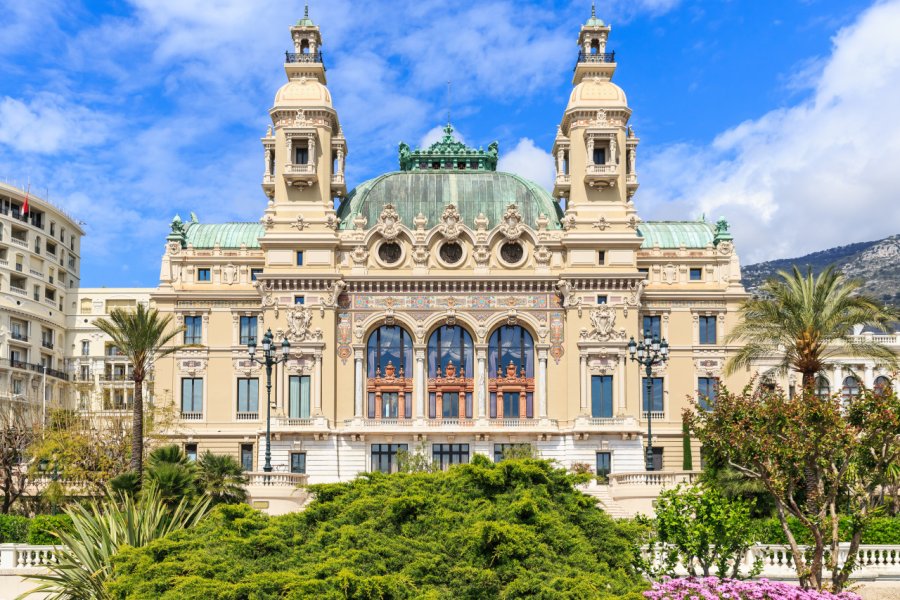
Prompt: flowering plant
<box><xmin>644</xmin><ymin>577</ymin><xmax>862</xmax><ymax>600</ymax></box>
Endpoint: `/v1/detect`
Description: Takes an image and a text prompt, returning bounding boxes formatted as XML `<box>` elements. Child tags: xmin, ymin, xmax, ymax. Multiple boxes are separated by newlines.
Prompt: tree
<box><xmin>93</xmin><ymin>303</ymin><xmax>182</xmax><ymax>480</ymax></box>
<box><xmin>105</xmin><ymin>457</ymin><xmax>648</xmax><ymax>599</ymax></box>
<box><xmin>689</xmin><ymin>382</ymin><xmax>900</xmax><ymax>592</ymax></box>
<box><xmin>639</xmin><ymin>483</ymin><xmax>761</xmax><ymax>580</ymax></box>
<box><xmin>0</xmin><ymin>406</ymin><xmax>40</xmax><ymax>514</ymax></box>
<box><xmin>725</xmin><ymin>266</ymin><xmax>898</xmax><ymax>388</ymax></box>
<box><xmin>194</xmin><ymin>451</ymin><xmax>248</xmax><ymax>505</ymax></box>
<box><xmin>19</xmin><ymin>484</ymin><xmax>210</xmax><ymax>600</ymax></box>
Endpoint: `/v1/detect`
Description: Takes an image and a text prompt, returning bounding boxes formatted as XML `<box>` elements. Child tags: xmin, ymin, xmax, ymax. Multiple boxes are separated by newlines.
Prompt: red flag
<box><xmin>22</xmin><ymin>188</ymin><xmax>30</xmax><ymax>216</ymax></box>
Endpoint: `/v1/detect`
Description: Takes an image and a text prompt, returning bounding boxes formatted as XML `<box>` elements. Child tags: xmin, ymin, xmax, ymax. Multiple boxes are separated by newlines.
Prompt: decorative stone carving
<box><xmin>506</xmin><ymin>309</ymin><xmax>518</xmax><ymax>326</ymax></box>
<box><xmin>662</xmin><ymin>263</ymin><xmax>678</xmax><ymax>285</ymax></box>
<box><xmin>292</xmin><ymin>215</ymin><xmax>307</xmax><ymax>231</ymax></box>
<box><xmin>445</xmin><ymin>308</ymin><xmax>457</xmax><ymax>327</ymax></box>
<box><xmin>167</xmin><ymin>241</ymin><xmax>181</xmax><ymax>255</ymax></box>
<box><xmin>580</xmin><ymin>305</ymin><xmax>626</xmax><ymax>341</ymax></box>
<box><xmin>351</xmin><ymin>245</ymin><xmax>369</xmax><ymax>267</ymax></box>
<box><xmin>555</xmin><ymin>279</ymin><xmax>582</xmax><ymax>310</ymax></box>
<box><xmin>286</xmin><ymin>303</ymin><xmax>322</xmax><ymax>342</ymax></box>
<box><xmin>594</xmin><ymin>109</ymin><xmax>610</xmax><ymax>126</ymax></box>
<box><xmin>377</xmin><ymin>203</ymin><xmax>402</xmax><ymax>241</ymax></box>
<box><xmin>474</xmin><ymin>212</ymin><xmax>489</xmax><ymax>233</ymax></box>
<box><xmin>353</xmin><ymin>214</ymin><xmax>367</xmax><ymax>231</ymax></box>
<box><xmin>627</xmin><ymin>215</ymin><xmax>639</xmax><ymax>230</ymax></box>
<box><xmin>256</xmin><ymin>280</ymin><xmax>279</xmax><ymax>317</ymax></box>
<box><xmin>593</xmin><ymin>216</ymin><xmax>609</xmax><ymax>231</ymax></box>
<box><xmin>412</xmin><ymin>244</ymin><xmax>429</xmax><ymax>268</ymax></box>
<box><xmin>261</xmin><ymin>214</ymin><xmax>275</xmax><ymax>229</ymax></box>
<box><xmin>325</xmin><ymin>214</ymin><xmax>339</xmax><ymax>230</ymax></box>
<box><xmin>384</xmin><ymin>307</ymin><xmax>396</xmax><ymax>326</ymax></box>
<box><xmin>473</xmin><ymin>245</ymin><xmax>490</xmax><ymax>268</ymax></box>
<box><xmin>438</xmin><ymin>204</ymin><xmax>462</xmax><ymax>241</ymax></box>
<box><xmin>414</xmin><ymin>212</ymin><xmax>427</xmax><ymax>231</ymax></box>
<box><xmin>536</xmin><ymin>213</ymin><xmax>549</xmax><ymax>232</ymax></box>
<box><xmin>622</xmin><ymin>279</ymin><xmax>644</xmax><ymax>317</ymax></box>
<box><xmin>222</xmin><ymin>263</ymin><xmax>237</xmax><ymax>285</ymax></box>
<box><xmin>562</xmin><ymin>211</ymin><xmax>576</xmax><ymax>231</ymax></box>
<box><xmin>323</xmin><ymin>279</ymin><xmax>346</xmax><ymax>308</ymax></box>
<box><xmin>534</xmin><ymin>245</ymin><xmax>551</xmax><ymax>267</ymax></box>
<box><xmin>499</xmin><ymin>204</ymin><xmax>524</xmax><ymax>241</ymax></box>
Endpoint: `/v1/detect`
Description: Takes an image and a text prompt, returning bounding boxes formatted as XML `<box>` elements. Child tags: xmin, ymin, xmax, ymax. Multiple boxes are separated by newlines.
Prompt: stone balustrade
<box><xmin>609</xmin><ymin>470</ymin><xmax>701</xmax><ymax>487</ymax></box>
<box><xmin>245</xmin><ymin>471</ymin><xmax>308</xmax><ymax>487</ymax></box>
<box><xmin>0</xmin><ymin>545</ymin><xmax>58</xmax><ymax>570</ymax></box>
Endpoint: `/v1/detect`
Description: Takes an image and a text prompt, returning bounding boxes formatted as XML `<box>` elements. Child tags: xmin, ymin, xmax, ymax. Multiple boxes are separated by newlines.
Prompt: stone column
<box><xmin>354</xmin><ymin>349</ymin><xmax>364</xmax><ymax>417</ymax></box>
<box><xmin>833</xmin><ymin>365</ymin><xmax>843</xmax><ymax>394</ymax></box>
<box><xmin>313</xmin><ymin>351</ymin><xmax>323</xmax><ymax>415</ymax></box>
<box><xmin>616</xmin><ymin>355</ymin><xmax>626</xmax><ymax>415</ymax></box>
<box><xmin>587</xmin><ymin>138</ymin><xmax>594</xmax><ymax>165</ymax></box>
<box><xmin>286</xmin><ymin>137</ymin><xmax>293</xmax><ymax>166</ymax></box>
<box><xmin>264</xmin><ymin>149</ymin><xmax>271</xmax><ymax>176</ymax></box>
<box><xmin>476</xmin><ymin>348</ymin><xmax>487</xmax><ymax>418</ymax></box>
<box><xmin>537</xmin><ymin>349</ymin><xmax>548</xmax><ymax>418</ymax></box>
<box><xmin>308</xmin><ymin>135</ymin><xmax>317</xmax><ymax>168</ymax></box>
<box><xmin>414</xmin><ymin>348</ymin><xmax>425</xmax><ymax>418</ymax></box>
<box><xmin>337</xmin><ymin>149</ymin><xmax>344</xmax><ymax>174</ymax></box>
<box><xmin>556</xmin><ymin>149</ymin><xmax>564</xmax><ymax>174</ymax></box>
<box><xmin>864</xmin><ymin>364</ymin><xmax>875</xmax><ymax>388</ymax></box>
<box><xmin>579</xmin><ymin>354</ymin><xmax>587</xmax><ymax>412</ymax></box>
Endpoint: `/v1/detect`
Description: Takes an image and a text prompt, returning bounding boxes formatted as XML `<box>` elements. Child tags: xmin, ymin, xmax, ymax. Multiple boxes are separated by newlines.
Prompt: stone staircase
<box><xmin>579</xmin><ymin>483</ymin><xmax>630</xmax><ymax>519</ymax></box>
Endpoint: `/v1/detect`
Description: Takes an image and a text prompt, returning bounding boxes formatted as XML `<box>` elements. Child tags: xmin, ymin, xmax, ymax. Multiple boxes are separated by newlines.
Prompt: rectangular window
<box><xmin>185</xmin><ymin>444</ymin><xmax>198</xmax><ymax>462</ymax></box>
<box><xmin>593</xmin><ymin>148</ymin><xmax>606</xmax><ymax>164</ymax></box>
<box><xmin>638</xmin><ymin>268</ymin><xmax>649</xmax><ymax>276</ymax></box>
<box><xmin>240</xmin><ymin>444</ymin><xmax>254</xmax><ymax>471</ymax></box>
<box><xmin>239</xmin><ymin>316</ymin><xmax>258</xmax><ymax>345</ymax></box>
<box><xmin>642</xmin><ymin>315</ymin><xmax>661</xmax><ymax>339</ymax></box>
<box><xmin>81</xmin><ymin>340</ymin><xmax>90</xmax><ymax>356</ymax></box>
<box><xmin>652</xmin><ymin>447</ymin><xmax>664</xmax><ymax>471</ymax></box>
<box><xmin>296</xmin><ymin>251</ymin><xmax>304</xmax><ymax>266</ymax></box>
<box><xmin>598</xmin><ymin>250</ymin><xmax>605</xmax><ymax>265</ymax></box>
<box><xmin>432</xmin><ymin>443</ymin><xmax>469</xmax><ymax>470</ymax></box>
<box><xmin>591</xmin><ymin>375</ymin><xmax>614</xmax><ymax>418</ymax></box>
<box><xmin>699</xmin><ymin>316</ymin><xmax>717</xmax><ymax>345</ymax></box>
<box><xmin>596</xmin><ymin>295</ymin><xmax>608</xmax><ymax>305</ymax></box>
<box><xmin>370</xmin><ymin>443</ymin><xmax>407</xmax><ymax>474</ymax></box>
<box><xmin>502</xmin><ymin>391</ymin><xmax>520</xmax><ymax>418</ymax></box>
<box><xmin>289</xmin><ymin>375</ymin><xmax>311</xmax><ymax>419</ymax></box>
<box><xmin>197</xmin><ymin>268</ymin><xmax>211</xmax><ymax>282</ymax></box>
<box><xmin>184</xmin><ymin>315</ymin><xmax>203</xmax><ymax>345</ymax></box>
<box><xmin>698</xmin><ymin>377</ymin><xmax>718</xmax><ymax>411</ymax></box>
<box><xmin>381</xmin><ymin>392</ymin><xmax>399</xmax><ymax>418</ymax></box>
<box><xmin>181</xmin><ymin>378</ymin><xmax>203</xmax><ymax>414</ymax></box>
<box><xmin>236</xmin><ymin>378</ymin><xmax>259</xmax><ymax>414</ymax></box>
<box><xmin>642</xmin><ymin>377</ymin><xmax>664</xmax><ymax>414</ymax></box>
<box><xmin>690</xmin><ymin>268</ymin><xmax>702</xmax><ymax>281</ymax></box>
<box><xmin>294</xmin><ymin>296</ymin><xmax>305</xmax><ymax>305</ymax></box>
<box><xmin>250</xmin><ymin>268</ymin><xmax>263</xmax><ymax>281</ymax></box>
<box><xmin>290</xmin><ymin>452</ymin><xmax>307</xmax><ymax>474</ymax></box>
<box><xmin>596</xmin><ymin>452</ymin><xmax>611</xmax><ymax>482</ymax></box>
<box><xmin>493</xmin><ymin>443</ymin><xmax>532</xmax><ymax>462</ymax></box>
<box><xmin>441</xmin><ymin>392</ymin><xmax>460</xmax><ymax>418</ymax></box>
<box><xmin>294</xmin><ymin>146</ymin><xmax>309</xmax><ymax>165</ymax></box>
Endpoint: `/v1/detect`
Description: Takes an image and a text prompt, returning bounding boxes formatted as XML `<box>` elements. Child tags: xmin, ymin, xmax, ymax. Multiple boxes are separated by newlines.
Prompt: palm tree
<box><xmin>93</xmin><ymin>304</ymin><xmax>181</xmax><ymax>481</ymax></box>
<box><xmin>195</xmin><ymin>451</ymin><xmax>248</xmax><ymax>505</ymax></box>
<box><xmin>726</xmin><ymin>266</ymin><xmax>898</xmax><ymax>388</ymax></box>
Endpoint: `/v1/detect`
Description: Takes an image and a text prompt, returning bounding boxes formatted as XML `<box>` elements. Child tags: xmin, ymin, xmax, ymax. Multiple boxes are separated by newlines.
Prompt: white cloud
<box><xmin>638</xmin><ymin>0</ymin><xmax>900</xmax><ymax>263</ymax></box>
<box><xmin>498</xmin><ymin>138</ymin><xmax>555</xmax><ymax>191</ymax></box>
<box><xmin>0</xmin><ymin>94</ymin><xmax>111</xmax><ymax>154</ymax></box>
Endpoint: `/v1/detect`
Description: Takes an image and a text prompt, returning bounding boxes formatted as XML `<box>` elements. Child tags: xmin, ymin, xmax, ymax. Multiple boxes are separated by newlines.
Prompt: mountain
<box><xmin>741</xmin><ymin>234</ymin><xmax>900</xmax><ymax>305</ymax></box>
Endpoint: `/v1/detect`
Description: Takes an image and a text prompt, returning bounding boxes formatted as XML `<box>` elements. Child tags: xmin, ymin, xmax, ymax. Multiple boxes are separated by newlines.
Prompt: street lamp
<box><xmin>246</xmin><ymin>328</ymin><xmax>291</xmax><ymax>473</ymax></box>
<box><xmin>628</xmin><ymin>331</ymin><xmax>669</xmax><ymax>471</ymax></box>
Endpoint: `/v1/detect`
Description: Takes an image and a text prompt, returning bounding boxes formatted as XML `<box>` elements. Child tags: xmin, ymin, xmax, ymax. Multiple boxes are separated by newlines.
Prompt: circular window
<box><xmin>439</xmin><ymin>242</ymin><xmax>463</xmax><ymax>265</ymax></box>
<box><xmin>377</xmin><ymin>242</ymin><xmax>402</xmax><ymax>265</ymax></box>
<box><xmin>500</xmin><ymin>242</ymin><xmax>524</xmax><ymax>265</ymax></box>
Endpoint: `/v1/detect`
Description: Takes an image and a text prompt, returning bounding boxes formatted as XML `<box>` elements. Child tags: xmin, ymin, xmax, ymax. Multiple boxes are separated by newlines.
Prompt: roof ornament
<box><xmin>713</xmin><ymin>216</ymin><xmax>733</xmax><ymax>246</ymax></box>
<box><xmin>398</xmin><ymin>124</ymin><xmax>499</xmax><ymax>172</ymax></box>
<box><xmin>499</xmin><ymin>204</ymin><xmax>524</xmax><ymax>241</ymax></box>
<box><xmin>377</xmin><ymin>203</ymin><xmax>402</xmax><ymax>241</ymax></box>
<box><xmin>438</xmin><ymin>204</ymin><xmax>462</xmax><ymax>241</ymax></box>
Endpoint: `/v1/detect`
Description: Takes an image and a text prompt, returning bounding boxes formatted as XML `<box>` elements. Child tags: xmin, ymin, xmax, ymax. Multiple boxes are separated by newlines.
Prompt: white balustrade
<box><xmin>245</xmin><ymin>472</ymin><xmax>308</xmax><ymax>487</ymax></box>
<box><xmin>0</xmin><ymin>545</ymin><xmax>58</xmax><ymax>570</ymax></box>
<box><xmin>180</xmin><ymin>411</ymin><xmax>203</xmax><ymax>421</ymax></box>
<box><xmin>235</xmin><ymin>412</ymin><xmax>259</xmax><ymax>421</ymax></box>
<box><xmin>609</xmin><ymin>471</ymin><xmax>701</xmax><ymax>487</ymax></box>
<box><xmin>273</xmin><ymin>417</ymin><xmax>313</xmax><ymax>427</ymax></box>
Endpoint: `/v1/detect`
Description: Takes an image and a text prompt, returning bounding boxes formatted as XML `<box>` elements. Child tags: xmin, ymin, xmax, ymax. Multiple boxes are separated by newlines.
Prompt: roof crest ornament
<box><xmin>398</xmin><ymin>123</ymin><xmax>499</xmax><ymax>172</ymax></box>
<box><xmin>377</xmin><ymin>203</ymin><xmax>402</xmax><ymax>241</ymax></box>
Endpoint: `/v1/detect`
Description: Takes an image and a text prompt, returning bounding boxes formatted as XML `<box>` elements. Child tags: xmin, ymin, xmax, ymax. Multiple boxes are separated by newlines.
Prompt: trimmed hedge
<box><xmin>753</xmin><ymin>516</ymin><xmax>900</xmax><ymax>545</ymax></box>
<box><xmin>0</xmin><ymin>515</ymin><xmax>29</xmax><ymax>543</ymax></box>
<box><xmin>0</xmin><ymin>513</ymin><xmax>73</xmax><ymax>544</ymax></box>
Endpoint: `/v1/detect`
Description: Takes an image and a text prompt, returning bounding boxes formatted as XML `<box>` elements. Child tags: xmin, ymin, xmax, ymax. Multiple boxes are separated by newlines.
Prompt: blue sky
<box><xmin>1</xmin><ymin>0</ymin><xmax>899</xmax><ymax>287</ymax></box>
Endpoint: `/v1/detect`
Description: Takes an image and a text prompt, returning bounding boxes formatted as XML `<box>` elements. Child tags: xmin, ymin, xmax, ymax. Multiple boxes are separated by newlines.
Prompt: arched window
<box><xmin>590</xmin><ymin>39</ymin><xmax>600</xmax><ymax>55</ymax></box>
<box><xmin>366</xmin><ymin>325</ymin><xmax>413</xmax><ymax>419</ymax></box>
<box><xmin>300</xmin><ymin>39</ymin><xmax>310</xmax><ymax>54</ymax></box>
<box><xmin>841</xmin><ymin>376</ymin><xmax>861</xmax><ymax>402</ymax></box>
<box><xmin>488</xmin><ymin>325</ymin><xmax>535</xmax><ymax>419</ymax></box>
<box><xmin>814</xmin><ymin>376</ymin><xmax>830</xmax><ymax>399</ymax></box>
<box><xmin>427</xmin><ymin>325</ymin><xmax>474</xmax><ymax>419</ymax></box>
<box><xmin>874</xmin><ymin>376</ymin><xmax>892</xmax><ymax>393</ymax></box>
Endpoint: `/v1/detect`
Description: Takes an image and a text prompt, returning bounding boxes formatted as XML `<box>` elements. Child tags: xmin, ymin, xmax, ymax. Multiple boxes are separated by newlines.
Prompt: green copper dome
<box><xmin>637</xmin><ymin>221</ymin><xmax>716</xmax><ymax>249</ymax></box>
<box><xmin>337</xmin><ymin>171</ymin><xmax>563</xmax><ymax>231</ymax></box>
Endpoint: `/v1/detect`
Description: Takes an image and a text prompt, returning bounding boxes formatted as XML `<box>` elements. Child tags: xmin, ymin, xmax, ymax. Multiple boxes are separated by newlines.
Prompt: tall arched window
<box><xmin>814</xmin><ymin>376</ymin><xmax>831</xmax><ymax>399</ymax></box>
<box><xmin>427</xmin><ymin>325</ymin><xmax>474</xmax><ymax>419</ymax></box>
<box><xmin>842</xmin><ymin>376</ymin><xmax>861</xmax><ymax>402</ymax></box>
<box><xmin>874</xmin><ymin>376</ymin><xmax>892</xmax><ymax>393</ymax></box>
<box><xmin>366</xmin><ymin>325</ymin><xmax>413</xmax><ymax>419</ymax></box>
<box><xmin>488</xmin><ymin>325</ymin><xmax>535</xmax><ymax>419</ymax></box>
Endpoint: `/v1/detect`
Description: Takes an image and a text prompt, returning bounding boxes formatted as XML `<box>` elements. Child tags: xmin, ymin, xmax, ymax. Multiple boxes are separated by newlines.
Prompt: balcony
<box><xmin>572</xmin><ymin>415</ymin><xmax>642</xmax><ymax>435</ymax></box>
<box><xmin>8</xmin><ymin>284</ymin><xmax>27</xmax><ymax>296</ymax></box>
<box><xmin>577</xmin><ymin>51</ymin><xmax>616</xmax><ymax>64</ymax></box>
<box><xmin>641</xmin><ymin>411</ymin><xmax>665</xmax><ymax>421</ymax></box>
<box><xmin>553</xmin><ymin>173</ymin><xmax>571</xmax><ymax>197</ymax></box>
<box><xmin>283</xmin><ymin>163</ymin><xmax>317</xmax><ymax>187</ymax></box>
<box><xmin>9</xmin><ymin>331</ymin><xmax>28</xmax><ymax>343</ymax></box>
<box><xmin>584</xmin><ymin>163</ymin><xmax>618</xmax><ymax>188</ymax></box>
<box><xmin>40</xmin><ymin>339</ymin><xmax>53</xmax><ymax>350</ymax></box>
<box><xmin>331</xmin><ymin>172</ymin><xmax>346</xmax><ymax>196</ymax></box>
<box><xmin>42</xmin><ymin>297</ymin><xmax>57</xmax><ymax>308</ymax></box>
<box><xmin>180</xmin><ymin>411</ymin><xmax>203</xmax><ymax>421</ymax></box>
<box><xmin>261</xmin><ymin>173</ymin><xmax>275</xmax><ymax>197</ymax></box>
<box><xmin>100</xmin><ymin>373</ymin><xmax>132</xmax><ymax>383</ymax></box>
<box><xmin>29</xmin><ymin>268</ymin><xmax>42</xmax><ymax>278</ymax></box>
<box><xmin>10</xmin><ymin>236</ymin><xmax>28</xmax><ymax>248</ymax></box>
<box><xmin>0</xmin><ymin>359</ymin><xmax>68</xmax><ymax>380</ymax></box>
<box><xmin>285</xmin><ymin>51</ymin><xmax>324</xmax><ymax>64</ymax></box>
<box><xmin>236</xmin><ymin>412</ymin><xmax>259</xmax><ymax>421</ymax></box>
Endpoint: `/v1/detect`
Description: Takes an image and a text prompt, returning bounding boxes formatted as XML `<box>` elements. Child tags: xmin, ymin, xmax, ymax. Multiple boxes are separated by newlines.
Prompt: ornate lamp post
<box><xmin>628</xmin><ymin>332</ymin><xmax>669</xmax><ymax>471</ymax></box>
<box><xmin>247</xmin><ymin>328</ymin><xmax>291</xmax><ymax>473</ymax></box>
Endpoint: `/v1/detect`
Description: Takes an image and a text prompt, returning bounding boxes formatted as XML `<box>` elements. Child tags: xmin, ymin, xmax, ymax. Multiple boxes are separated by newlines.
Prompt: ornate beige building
<box><xmin>149</xmin><ymin>10</ymin><xmax>753</xmax><ymax>484</ymax></box>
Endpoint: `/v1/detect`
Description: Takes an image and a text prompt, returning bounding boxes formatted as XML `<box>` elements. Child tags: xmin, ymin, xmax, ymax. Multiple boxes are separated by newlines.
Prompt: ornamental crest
<box><xmin>438</xmin><ymin>204</ymin><xmax>462</xmax><ymax>241</ymax></box>
<box><xmin>377</xmin><ymin>203</ymin><xmax>402</xmax><ymax>241</ymax></box>
<box><xmin>499</xmin><ymin>204</ymin><xmax>524</xmax><ymax>241</ymax></box>
<box><xmin>580</xmin><ymin>305</ymin><xmax>626</xmax><ymax>342</ymax></box>
<box><xmin>555</xmin><ymin>279</ymin><xmax>581</xmax><ymax>309</ymax></box>
<box><xmin>286</xmin><ymin>303</ymin><xmax>322</xmax><ymax>342</ymax></box>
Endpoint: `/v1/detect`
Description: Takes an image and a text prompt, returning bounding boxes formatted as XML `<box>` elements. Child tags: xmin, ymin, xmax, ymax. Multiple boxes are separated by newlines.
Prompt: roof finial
<box><xmin>304</xmin><ymin>4</ymin><xmax>309</xmax><ymax>19</ymax></box>
<box><xmin>591</xmin><ymin>1</ymin><xmax>596</xmax><ymax>19</ymax></box>
<box><xmin>446</xmin><ymin>80</ymin><xmax>452</xmax><ymax>127</ymax></box>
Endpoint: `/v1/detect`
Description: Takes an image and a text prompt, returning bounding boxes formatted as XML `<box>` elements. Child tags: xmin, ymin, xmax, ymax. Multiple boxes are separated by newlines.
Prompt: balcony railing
<box><xmin>41</xmin><ymin>340</ymin><xmax>53</xmax><ymax>350</ymax></box>
<box><xmin>285</xmin><ymin>51</ymin><xmax>324</xmax><ymax>64</ymax></box>
<box><xmin>100</xmin><ymin>373</ymin><xmax>132</xmax><ymax>382</ymax></box>
<box><xmin>609</xmin><ymin>470</ymin><xmax>700</xmax><ymax>487</ymax></box>
<box><xmin>0</xmin><ymin>359</ymin><xmax>68</xmax><ymax>380</ymax></box>
<box><xmin>586</xmin><ymin>163</ymin><xmax>618</xmax><ymax>176</ymax></box>
<box><xmin>29</xmin><ymin>268</ymin><xmax>42</xmax><ymax>278</ymax></box>
<box><xmin>246</xmin><ymin>471</ymin><xmax>308</xmax><ymax>487</ymax></box>
<box><xmin>285</xmin><ymin>164</ymin><xmax>316</xmax><ymax>175</ymax></box>
<box><xmin>10</xmin><ymin>237</ymin><xmax>28</xmax><ymax>248</ymax></box>
<box><xmin>236</xmin><ymin>412</ymin><xmax>259</xmax><ymax>421</ymax></box>
<box><xmin>10</xmin><ymin>331</ymin><xmax>28</xmax><ymax>342</ymax></box>
<box><xmin>180</xmin><ymin>411</ymin><xmax>203</xmax><ymax>421</ymax></box>
<box><xmin>577</xmin><ymin>51</ymin><xmax>615</xmax><ymax>63</ymax></box>
<box><xmin>642</xmin><ymin>411</ymin><xmax>665</xmax><ymax>421</ymax></box>
<box><xmin>8</xmin><ymin>284</ymin><xmax>27</xmax><ymax>296</ymax></box>
<box><xmin>273</xmin><ymin>417</ymin><xmax>314</xmax><ymax>427</ymax></box>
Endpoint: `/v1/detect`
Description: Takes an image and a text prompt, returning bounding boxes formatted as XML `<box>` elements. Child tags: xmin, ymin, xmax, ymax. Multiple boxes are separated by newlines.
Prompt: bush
<box><xmin>27</xmin><ymin>514</ymin><xmax>73</xmax><ymax>544</ymax></box>
<box><xmin>106</xmin><ymin>457</ymin><xmax>649</xmax><ymax>599</ymax></box>
<box><xmin>753</xmin><ymin>516</ymin><xmax>900</xmax><ymax>545</ymax></box>
<box><xmin>644</xmin><ymin>577</ymin><xmax>861</xmax><ymax>599</ymax></box>
<box><xmin>0</xmin><ymin>514</ymin><xmax>29</xmax><ymax>543</ymax></box>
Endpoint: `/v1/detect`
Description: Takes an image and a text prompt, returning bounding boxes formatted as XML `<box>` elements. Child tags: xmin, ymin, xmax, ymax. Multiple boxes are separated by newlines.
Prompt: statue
<box><xmin>555</xmin><ymin>279</ymin><xmax>581</xmax><ymax>309</ymax></box>
<box><xmin>169</xmin><ymin>215</ymin><xmax>186</xmax><ymax>236</ymax></box>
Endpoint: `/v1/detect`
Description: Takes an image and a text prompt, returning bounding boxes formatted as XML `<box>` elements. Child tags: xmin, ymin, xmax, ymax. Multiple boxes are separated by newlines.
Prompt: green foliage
<box><xmin>194</xmin><ymin>451</ymin><xmax>247</xmax><ymax>505</ymax></box>
<box><xmin>395</xmin><ymin>443</ymin><xmax>438</xmax><ymax>473</ymax></box>
<box><xmin>28</xmin><ymin>515</ymin><xmax>73</xmax><ymax>545</ymax></box>
<box><xmin>682</xmin><ymin>419</ymin><xmax>693</xmax><ymax>471</ymax></box>
<box><xmin>0</xmin><ymin>514</ymin><xmax>30</xmax><ymax>543</ymax></box>
<box><xmin>20</xmin><ymin>484</ymin><xmax>210</xmax><ymax>600</ymax></box>
<box><xmin>753</xmin><ymin>516</ymin><xmax>900</xmax><ymax>545</ymax></box>
<box><xmin>639</xmin><ymin>483</ymin><xmax>761</xmax><ymax>580</ymax></box>
<box><xmin>105</xmin><ymin>458</ymin><xmax>648</xmax><ymax>599</ymax></box>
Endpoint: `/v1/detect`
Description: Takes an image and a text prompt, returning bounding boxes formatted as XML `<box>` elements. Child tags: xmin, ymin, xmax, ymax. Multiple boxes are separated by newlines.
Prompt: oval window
<box><xmin>439</xmin><ymin>242</ymin><xmax>463</xmax><ymax>265</ymax></box>
<box><xmin>378</xmin><ymin>242</ymin><xmax>402</xmax><ymax>264</ymax></box>
<box><xmin>500</xmin><ymin>242</ymin><xmax>524</xmax><ymax>264</ymax></box>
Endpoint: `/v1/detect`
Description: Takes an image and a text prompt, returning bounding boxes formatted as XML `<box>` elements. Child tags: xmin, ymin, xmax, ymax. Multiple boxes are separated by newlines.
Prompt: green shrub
<box><xmin>753</xmin><ymin>516</ymin><xmax>900</xmax><ymax>545</ymax></box>
<box><xmin>28</xmin><ymin>514</ymin><xmax>73</xmax><ymax>544</ymax></box>
<box><xmin>0</xmin><ymin>514</ymin><xmax>29</xmax><ymax>543</ymax></box>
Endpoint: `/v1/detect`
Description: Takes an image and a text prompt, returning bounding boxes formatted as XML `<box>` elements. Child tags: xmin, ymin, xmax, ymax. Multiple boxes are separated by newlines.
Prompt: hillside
<box><xmin>742</xmin><ymin>234</ymin><xmax>900</xmax><ymax>305</ymax></box>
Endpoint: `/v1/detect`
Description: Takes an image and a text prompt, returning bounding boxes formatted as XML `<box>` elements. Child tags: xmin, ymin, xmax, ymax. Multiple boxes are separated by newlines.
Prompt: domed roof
<box><xmin>337</xmin><ymin>171</ymin><xmax>563</xmax><ymax>231</ymax></box>
<box><xmin>273</xmin><ymin>78</ymin><xmax>331</xmax><ymax>108</ymax></box>
<box><xmin>567</xmin><ymin>79</ymin><xmax>628</xmax><ymax>110</ymax></box>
